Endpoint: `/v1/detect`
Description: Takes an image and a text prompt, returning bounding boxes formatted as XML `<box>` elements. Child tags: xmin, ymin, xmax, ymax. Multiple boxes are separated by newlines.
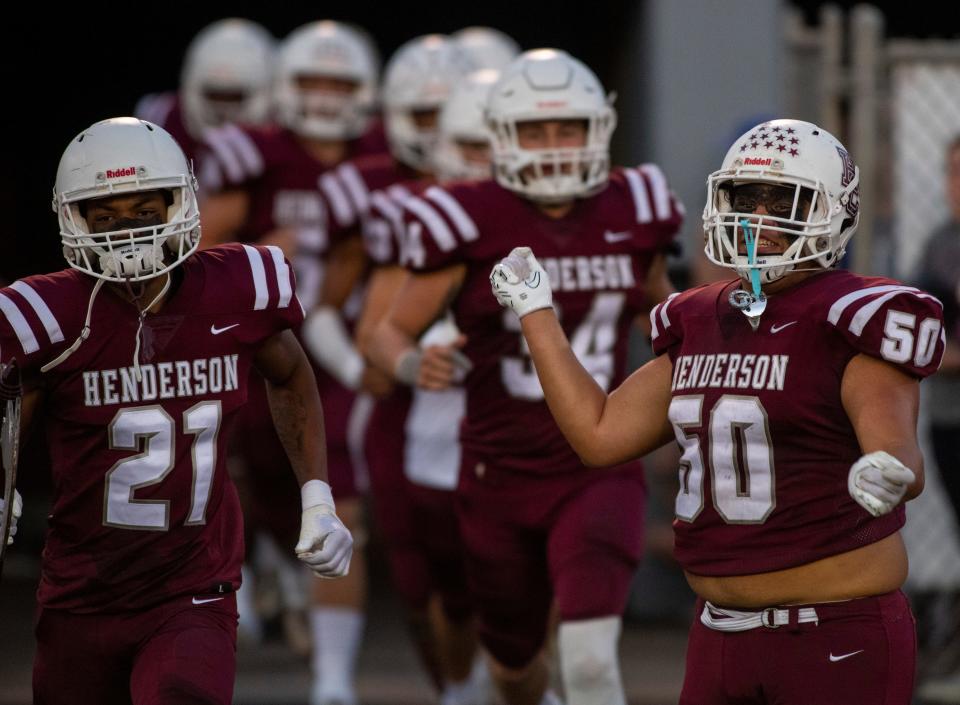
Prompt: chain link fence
<box><xmin>786</xmin><ymin>6</ymin><xmax>960</xmax><ymax>694</ymax></box>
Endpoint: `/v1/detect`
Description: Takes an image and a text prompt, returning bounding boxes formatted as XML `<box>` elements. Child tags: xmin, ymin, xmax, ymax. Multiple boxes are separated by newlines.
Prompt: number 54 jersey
<box><xmin>402</xmin><ymin>168</ymin><xmax>683</xmax><ymax>474</ymax></box>
<box><xmin>650</xmin><ymin>271</ymin><xmax>944</xmax><ymax>577</ymax></box>
<box><xmin>0</xmin><ymin>244</ymin><xmax>303</xmax><ymax>612</ymax></box>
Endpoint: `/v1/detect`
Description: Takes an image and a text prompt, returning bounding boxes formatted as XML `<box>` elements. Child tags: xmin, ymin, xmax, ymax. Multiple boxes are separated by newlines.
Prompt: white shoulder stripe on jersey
<box><xmin>640</xmin><ymin>164</ymin><xmax>672</xmax><ymax>221</ymax></box>
<box><xmin>848</xmin><ymin>289</ymin><xmax>941</xmax><ymax>337</ymax></box>
<box><xmin>266</xmin><ymin>246</ymin><xmax>293</xmax><ymax>309</ymax></box>
<box><xmin>386</xmin><ymin>184</ymin><xmax>412</xmax><ymax>203</ymax></box>
<box><xmin>205</xmin><ymin>128</ymin><xmax>246</xmax><ymax>184</ymax></box>
<box><xmin>827</xmin><ymin>285</ymin><xmax>920</xmax><ymax>326</ymax></box>
<box><xmin>659</xmin><ymin>292</ymin><xmax>681</xmax><ymax>330</ymax></box>
<box><xmin>371</xmin><ymin>190</ymin><xmax>402</xmax><ymax>222</ymax></box>
<box><xmin>320</xmin><ymin>173</ymin><xmax>355</xmax><ymax>228</ymax></box>
<box><xmin>10</xmin><ymin>281</ymin><xmax>64</xmax><ymax>344</ymax></box>
<box><xmin>242</xmin><ymin>244</ymin><xmax>270</xmax><ymax>311</ymax></box>
<box><xmin>0</xmin><ymin>292</ymin><xmax>39</xmax><ymax>354</ymax></box>
<box><xmin>196</xmin><ymin>156</ymin><xmax>224</xmax><ymax>194</ymax></box>
<box><xmin>425</xmin><ymin>186</ymin><xmax>479</xmax><ymax>242</ymax></box>
<box><xmin>624</xmin><ymin>168</ymin><xmax>653</xmax><ymax>224</ymax></box>
<box><xmin>221</xmin><ymin>124</ymin><xmax>265</xmax><ymax>177</ymax></box>
<box><xmin>673</xmin><ymin>191</ymin><xmax>687</xmax><ymax>217</ymax></box>
<box><xmin>404</xmin><ymin>197</ymin><xmax>458</xmax><ymax>252</ymax></box>
<box><xmin>649</xmin><ymin>303</ymin><xmax>662</xmax><ymax>340</ymax></box>
<box><xmin>337</xmin><ymin>163</ymin><xmax>371</xmax><ymax>215</ymax></box>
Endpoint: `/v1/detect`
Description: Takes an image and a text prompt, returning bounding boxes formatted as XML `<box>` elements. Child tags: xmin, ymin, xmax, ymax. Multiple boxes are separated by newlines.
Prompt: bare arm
<box><xmin>643</xmin><ymin>252</ymin><xmax>676</xmax><ymax>310</ymax></box>
<box><xmin>519</xmin><ymin>308</ymin><xmax>676</xmax><ymax>466</ymax></box>
<box><xmin>368</xmin><ymin>265</ymin><xmax>466</xmax><ymax>389</ymax></box>
<box><xmin>252</xmin><ymin>330</ymin><xmax>326</xmax><ymax>486</ymax></box>
<box><xmin>353</xmin><ymin>265</ymin><xmax>407</xmax><ymax>397</ymax></box>
<box><xmin>841</xmin><ymin>353</ymin><xmax>924</xmax><ymax>498</ymax></box>
<box><xmin>355</xmin><ymin>265</ymin><xmax>407</xmax><ymax>351</ymax></box>
<box><xmin>319</xmin><ymin>234</ymin><xmax>368</xmax><ymax>309</ymax></box>
<box><xmin>940</xmin><ymin>338</ymin><xmax>960</xmax><ymax>373</ymax></box>
<box><xmin>199</xmin><ymin>190</ymin><xmax>250</xmax><ymax>249</ymax></box>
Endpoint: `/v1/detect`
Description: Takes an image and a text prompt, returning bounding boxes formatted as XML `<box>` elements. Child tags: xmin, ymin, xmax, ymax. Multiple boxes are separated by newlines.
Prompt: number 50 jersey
<box><xmin>402</xmin><ymin>168</ymin><xmax>683</xmax><ymax>475</ymax></box>
<box><xmin>0</xmin><ymin>244</ymin><xmax>303</xmax><ymax>612</ymax></box>
<box><xmin>651</xmin><ymin>271</ymin><xmax>944</xmax><ymax>577</ymax></box>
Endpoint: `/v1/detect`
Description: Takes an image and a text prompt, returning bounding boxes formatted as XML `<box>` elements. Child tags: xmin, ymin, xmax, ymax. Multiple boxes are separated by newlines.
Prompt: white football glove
<box><xmin>295</xmin><ymin>480</ymin><xmax>353</xmax><ymax>578</ymax></box>
<box><xmin>848</xmin><ymin>451</ymin><xmax>916</xmax><ymax>517</ymax></box>
<box><xmin>0</xmin><ymin>489</ymin><xmax>22</xmax><ymax>546</ymax></box>
<box><xmin>490</xmin><ymin>247</ymin><xmax>554</xmax><ymax>319</ymax></box>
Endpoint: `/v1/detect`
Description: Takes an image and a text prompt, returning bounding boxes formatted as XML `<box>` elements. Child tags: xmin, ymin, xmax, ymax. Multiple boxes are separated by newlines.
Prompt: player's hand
<box><xmin>0</xmin><ymin>489</ymin><xmax>22</xmax><ymax>546</ymax></box>
<box><xmin>848</xmin><ymin>451</ymin><xmax>916</xmax><ymax>517</ymax></box>
<box><xmin>490</xmin><ymin>246</ymin><xmax>553</xmax><ymax>319</ymax></box>
<box><xmin>295</xmin><ymin>481</ymin><xmax>353</xmax><ymax>578</ymax></box>
<box><xmin>395</xmin><ymin>335</ymin><xmax>472</xmax><ymax>391</ymax></box>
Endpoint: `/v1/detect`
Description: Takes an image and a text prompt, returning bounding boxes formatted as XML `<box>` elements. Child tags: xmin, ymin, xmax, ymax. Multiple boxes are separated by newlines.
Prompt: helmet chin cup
<box><xmin>98</xmin><ymin>242</ymin><xmax>165</xmax><ymax>279</ymax></box>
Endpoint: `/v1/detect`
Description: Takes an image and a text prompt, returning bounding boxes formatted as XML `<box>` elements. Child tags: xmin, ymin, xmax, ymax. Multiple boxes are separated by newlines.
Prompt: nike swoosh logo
<box><xmin>192</xmin><ymin>596</ymin><xmax>225</xmax><ymax>605</ymax></box>
<box><xmin>210</xmin><ymin>323</ymin><xmax>240</xmax><ymax>335</ymax></box>
<box><xmin>604</xmin><ymin>230</ymin><xmax>632</xmax><ymax>243</ymax></box>
<box><xmin>829</xmin><ymin>650</ymin><xmax>864</xmax><ymax>662</ymax></box>
<box><xmin>770</xmin><ymin>321</ymin><xmax>797</xmax><ymax>334</ymax></box>
<box><xmin>525</xmin><ymin>271</ymin><xmax>541</xmax><ymax>289</ymax></box>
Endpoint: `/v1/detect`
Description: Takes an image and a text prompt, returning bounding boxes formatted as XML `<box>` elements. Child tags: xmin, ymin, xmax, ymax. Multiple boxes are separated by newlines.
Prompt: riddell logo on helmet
<box><xmin>537</xmin><ymin>101</ymin><xmax>569</xmax><ymax>109</ymax></box>
<box><xmin>105</xmin><ymin>167</ymin><xmax>137</xmax><ymax>179</ymax></box>
<box><xmin>743</xmin><ymin>157</ymin><xmax>773</xmax><ymax>166</ymax></box>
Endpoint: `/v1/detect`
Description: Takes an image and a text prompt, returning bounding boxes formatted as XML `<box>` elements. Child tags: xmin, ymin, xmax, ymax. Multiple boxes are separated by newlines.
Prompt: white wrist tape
<box><xmin>394</xmin><ymin>348</ymin><xmax>422</xmax><ymax>386</ymax></box>
<box><xmin>302</xmin><ymin>306</ymin><xmax>364</xmax><ymax>390</ymax></box>
<box><xmin>301</xmin><ymin>479</ymin><xmax>335</xmax><ymax>511</ymax></box>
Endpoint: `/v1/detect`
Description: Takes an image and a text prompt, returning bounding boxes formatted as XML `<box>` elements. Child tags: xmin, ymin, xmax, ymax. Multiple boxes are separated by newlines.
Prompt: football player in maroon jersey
<box><xmin>491</xmin><ymin>119</ymin><xmax>942</xmax><ymax>705</ymax></box>
<box><xmin>195</xmin><ymin>22</ymin><xmax>386</xmax><ymax>704</ymax></box>
<box><xmin>369</xmin><ymin>49</ymin><xmax>682</xmax><ymax>705</ymax></box>
<box><xmin>348</xmin><ymin>68</ymin><xmax>504</xmax><ymax>705</ymax></box>
<box><xmin>134</xmin><ymin>18</ymin><xmax>276</xmax><ymax>165</ymax></box>
<box><xmin>298</xmin><ymin>33</ymin><xmax>479</xmax><ymax>704</ymax></box>
<box><xmin>0</xmin><ymin>117</ymin><xmax>352</xmax><ymax>705</ymax></box>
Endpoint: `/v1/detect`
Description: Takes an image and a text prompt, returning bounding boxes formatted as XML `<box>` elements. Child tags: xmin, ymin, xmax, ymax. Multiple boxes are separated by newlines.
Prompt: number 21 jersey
<box><xmin>0</xmin><ymin>245</ymin><xmax>303</xmax><ymax>612</ymax></box>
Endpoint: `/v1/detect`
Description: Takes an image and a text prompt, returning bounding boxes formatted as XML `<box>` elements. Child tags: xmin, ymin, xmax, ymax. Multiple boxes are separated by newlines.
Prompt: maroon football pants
<box><xmin>365</xmin><ymin>396</ymin><xmax>472</xmax><ymax>622</ymax></box>
<box><xmin>679</xmin><ymin>590</ymin><xmax>916</xmax><ymax>705</ymax></box>
<box><xmin>456</xmin><ymin>451</ymin><xmax>646</xmax><ymax>669</ymax></box>
<box><xmin>33</xmin><ymin>593</ymin><xmax>237</xmax><ymax>705</ymax></box>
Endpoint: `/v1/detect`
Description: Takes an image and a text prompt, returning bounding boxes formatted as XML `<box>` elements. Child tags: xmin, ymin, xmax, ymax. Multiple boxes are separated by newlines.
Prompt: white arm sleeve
<box><xmin>301</xmin><ymin>306</ymin><xmax>364</xmax><ymax>390</ymax></box>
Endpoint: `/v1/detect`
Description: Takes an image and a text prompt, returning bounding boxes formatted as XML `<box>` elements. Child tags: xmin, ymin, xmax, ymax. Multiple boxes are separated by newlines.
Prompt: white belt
<box><xmin>701</xmin><ymin>601</ymin><xmax>820</xmax><ymax>632</ymax></box>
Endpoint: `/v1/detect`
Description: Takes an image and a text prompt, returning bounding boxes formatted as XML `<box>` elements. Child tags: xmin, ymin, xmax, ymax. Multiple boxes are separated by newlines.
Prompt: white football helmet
<box><xmin>486</xmin><ymin>49</ymin><xmax>616</xmax><ymax>204</ymax></box>
<box><xmin>382</xmin><ymin>35</ymin><xmax>473</xmax><ymax>171</ymax></box>
<box><xmin>53</xmin><ymin>118</ymin><xmax>201</xmax><ymax>283</ymax></box>
<box><xmin>703</xmin><ymin>119</ymin><xmax>860</xmax><ymax>283</ymax></box>
<box><xmin>180</xmin><ymin>19</ymin><xmax>276</xmax><ymax>139</ymax></box>
<box><xmin>274</xmin><ymin>21</ymin><xmax>379</xmax><ymax>140</ymax></box>
<box><xmin>452</xmin><ymin>26</ymin><xmax>521</xmax><ymax>70</ymax></box>
<box><xmin>434</xmin><ymin>70</ymin><xmax>499</xmax><ymax>181</ymax></box>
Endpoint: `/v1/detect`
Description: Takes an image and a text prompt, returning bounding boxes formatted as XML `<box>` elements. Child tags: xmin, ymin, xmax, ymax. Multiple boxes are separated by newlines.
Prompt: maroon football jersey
<box><xmin>330</xmin><ymin>156</ymin><xmax>423</xmax><ymax>478</ymax></box>
<box><xmin>403</xmin><ymin>168</ymin><xmax>684</xmax><ymax>474</ymax></box>
<box><xmin>361</xmin><ymin>178</ymin><xmax>431</xmax><ymax>266</ymax></box>
<box><xmin>134</xmin><ymin>92</ymin><xmax>202</xmax><ymax>165</ymax></box>
<box><xmin>0</xmin><ymin>244</ymin><xmax>303</xmax><ymax>612</ymax></box>
<box><xmin>329</xmin><ymin>152</ymin><xmax>422</xmax><ymax>239</ymax></box>
<box><xmin>650</xmin><ymin>271</ymin><xmax>945</xmax><ymax>576</ymax></box>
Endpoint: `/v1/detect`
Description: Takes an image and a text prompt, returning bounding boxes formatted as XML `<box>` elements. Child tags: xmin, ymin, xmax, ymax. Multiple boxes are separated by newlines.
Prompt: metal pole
<box><xmin>849</xmin><ymin>4</ymin><xmax>884</xmax><ymax>274</ymax></box>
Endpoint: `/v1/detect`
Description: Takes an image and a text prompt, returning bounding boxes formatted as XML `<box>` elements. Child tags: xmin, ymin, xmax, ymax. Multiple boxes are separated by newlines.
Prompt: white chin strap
<box><xmin>558</xmin><ymin>616</ymin><xmax>625</xmax><ymax>705</ymax></box>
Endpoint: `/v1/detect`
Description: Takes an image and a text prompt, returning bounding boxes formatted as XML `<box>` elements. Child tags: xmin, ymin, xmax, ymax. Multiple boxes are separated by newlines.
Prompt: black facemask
<box><xmin>91</xmin><ymin>214</ymin><xmax>166</xmax><ymax>235</ymax></box>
